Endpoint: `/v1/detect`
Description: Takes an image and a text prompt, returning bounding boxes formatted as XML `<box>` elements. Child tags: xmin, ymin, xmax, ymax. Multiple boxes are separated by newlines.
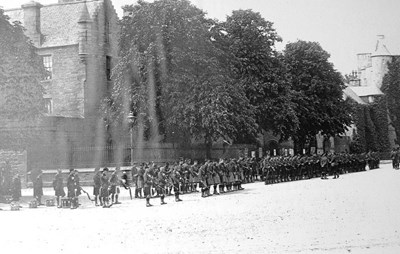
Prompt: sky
<box><xmin>2</xmin><ymin>0</ymin><xmax>400</xmax><ymax>75</ymax></box>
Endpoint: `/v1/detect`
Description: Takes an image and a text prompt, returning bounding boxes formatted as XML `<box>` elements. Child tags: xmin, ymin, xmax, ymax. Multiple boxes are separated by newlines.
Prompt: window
<box><xmin>42</xmin><ymin>55</ymin><xmax>52</xmax><ymax>80</ymax></box>
<box><xmin>43</xmin><ymin>98</ymin><xmax>53</xmax><ymax>114</ymax></box>
<box><xmin>106</xmin><ymin>56</ymin><xmax>111</xmax><ymax>81</ymax></box>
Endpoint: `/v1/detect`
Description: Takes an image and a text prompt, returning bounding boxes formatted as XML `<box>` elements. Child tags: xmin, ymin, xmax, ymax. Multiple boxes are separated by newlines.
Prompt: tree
<box><xmin>283</xmin><ymin>41</ymin><xmax>352</xmax><ymax>153</ymax></box>
<box><xmin>0</xmin><ymin>9</ymin><xmax>45</xmax><ymax>149</ymax></box>
<box><xmin>381</xmin><ymin>57</ymin><xmax>400</xmax><ymax>144</ymax></box>
<box><xmin>105</xmin><ymin>0</ymin><xmax>257</xmax><ymax>157</ymax></box>
<box><xmin>212</xmin><ymin>10</ymin><xmax>299</xmax><ymax>142</ymax></box>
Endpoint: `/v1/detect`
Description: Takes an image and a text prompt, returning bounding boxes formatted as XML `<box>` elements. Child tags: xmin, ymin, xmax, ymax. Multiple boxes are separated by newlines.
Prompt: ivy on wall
<box><xmin>349</xmin><ymin>97</ymin><xmax>390</xmax><ymax>154</ymax></box>
<box><xmin>370</xmin><ymin>97</ymin><xmax>390</xmax><ymax>153</ymax></box>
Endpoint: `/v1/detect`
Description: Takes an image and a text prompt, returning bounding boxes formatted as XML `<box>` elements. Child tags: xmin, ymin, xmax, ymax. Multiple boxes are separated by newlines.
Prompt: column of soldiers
<box><xmin>41</xmin><ymin>151</ymin><xmax>379</xmax><ymax>209</ymax></box>
<box><xmin>261</xmin><ymin>152</ymin><xmax>380</xmax><ymax>184</ymax></box>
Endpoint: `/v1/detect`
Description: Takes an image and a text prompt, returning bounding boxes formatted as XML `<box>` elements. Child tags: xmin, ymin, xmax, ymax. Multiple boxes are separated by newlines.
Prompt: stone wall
<box><xmin>38</xmin><ymin>45</ymin><xmax>85</xmax><ymax>118</ymax></box>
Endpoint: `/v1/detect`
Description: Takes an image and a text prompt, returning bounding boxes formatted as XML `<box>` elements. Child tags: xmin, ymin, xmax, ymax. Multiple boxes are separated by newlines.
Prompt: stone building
<box><xmin>345</xmin><ymin>35</ymin><xmax>399</xmax><ymax>149</ymax></box>
<box><xmin>4</xmin><ymin>0</ymin><xmax>120</xmax><ymax>171</ymax></box>
<box><xmin>347</xmin><ymin>35</ymin><xmax>394</xmax><ymax>103</ymax></box>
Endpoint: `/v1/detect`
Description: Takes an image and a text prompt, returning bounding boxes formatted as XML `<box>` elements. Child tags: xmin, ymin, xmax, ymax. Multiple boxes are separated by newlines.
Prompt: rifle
<box><xmin>79</xmin><ymin>187</ymin><xmax>95</xmax><ymax>202</ymax></box>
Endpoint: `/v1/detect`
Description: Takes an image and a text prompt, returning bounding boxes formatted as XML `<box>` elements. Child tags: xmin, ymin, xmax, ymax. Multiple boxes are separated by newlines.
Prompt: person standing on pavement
<box><xmin>93</xmin><ymin>167</ymin><xmax>101</xmax><ymax>206</ymax></box>
<box><xmin>33</xmin><ymin>170</ymin><xmax>44</xmax><ymax>205</ymax></box>
<box><xmin>109</xmin><ymin>167</ymin><xmax>121</xmax><ymax>204</ymax></box>
<box><xmin>53</xmin><ymin>169</ymin><xmax>65</xmax><ymax>208</ymax></box>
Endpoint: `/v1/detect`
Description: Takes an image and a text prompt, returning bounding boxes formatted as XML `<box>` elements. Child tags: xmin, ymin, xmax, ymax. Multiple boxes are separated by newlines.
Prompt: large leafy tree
<box><xmin>0</xmin><ymin>10</ymin><xmax>45</xmax><ymax>149</ymax></box>
<box><xmin>283</xmin><ymin>40</ymin><xmax>352</xmax><ymax>153</ymax></box>
<box><xmin>382</xmin><ymin>57</ymin><xmax>400</xmax><ymax>144</ymax></box>
<box><xmin>105</xmin><ymin>0</ymin><xmax>257</xmax><ymax>157</ymax></box>
<box><xmin>211</xmin><ymin>10</ymin><xmax>299</xmax><ymax>142</ymax></box>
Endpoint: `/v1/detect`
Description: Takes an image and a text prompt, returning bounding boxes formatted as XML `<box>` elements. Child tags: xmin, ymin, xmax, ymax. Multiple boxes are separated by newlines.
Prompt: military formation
<box><xmin>261</xmin><ymin>152</ymin><xmax>380</xmax><ymax>184</ymax></box>
<box><xmin>0</xmin><ymin>151</ymin><xmax>382</xmax><ymax>210</ymax></box>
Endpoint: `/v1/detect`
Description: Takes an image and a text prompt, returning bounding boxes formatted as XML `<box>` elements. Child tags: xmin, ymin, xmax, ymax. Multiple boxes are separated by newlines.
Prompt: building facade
<box><xmin>5</xmin><ymin>0</ymin><xmax>120</xmax><ymax>170</ymax></box>
<box><xmin>345</xmin><ymin>35</ymin><xmax>399</xmax><ymax>149</ymax></box>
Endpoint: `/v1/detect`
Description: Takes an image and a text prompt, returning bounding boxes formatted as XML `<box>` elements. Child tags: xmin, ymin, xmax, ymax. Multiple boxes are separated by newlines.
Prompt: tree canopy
<box><xmin>105</xmin><ymin>1</ymin><xmax>354</xmax><ymax>156</ymax></box>
<box><xmin>212</xmin><ymin>9</ymin><xmax>298</xmax><ymax>141</ymax></box>
<box><xmin>283</xmin><ymin>40</ymin><xmax>352</xmax><ymax>151</ymax></box>
<box><xmin>106</xmin><ymin>0</ymin><xmax>257</xmax><ymax>156</ymax></box>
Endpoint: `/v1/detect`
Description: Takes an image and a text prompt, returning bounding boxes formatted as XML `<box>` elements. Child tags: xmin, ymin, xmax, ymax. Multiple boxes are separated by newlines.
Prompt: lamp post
<box><xmin>127</xmin><ymin>112</ymin><xmax>135</xmax><ymax>166</ymax></box>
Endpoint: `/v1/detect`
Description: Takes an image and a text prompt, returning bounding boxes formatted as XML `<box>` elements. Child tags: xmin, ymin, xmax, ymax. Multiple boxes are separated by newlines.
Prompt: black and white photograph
<box><xmin>1</xmin><ymin>0</ymin><xmax>400</xmax><ymax>253</ymax></box>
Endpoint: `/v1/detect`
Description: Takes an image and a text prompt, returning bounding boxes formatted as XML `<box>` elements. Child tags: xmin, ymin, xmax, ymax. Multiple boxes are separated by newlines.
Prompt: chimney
<box><xmin>22</xmin><ymin>1</ymin><xmax>42</xmax><ymax>47</ymax></box>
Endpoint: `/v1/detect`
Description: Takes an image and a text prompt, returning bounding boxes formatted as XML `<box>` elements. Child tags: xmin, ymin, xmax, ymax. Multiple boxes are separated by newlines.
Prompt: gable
<box><xmin>5</xmin><ymin>0</ymin><xmax>102</xmax><ymax>48</ymax></box>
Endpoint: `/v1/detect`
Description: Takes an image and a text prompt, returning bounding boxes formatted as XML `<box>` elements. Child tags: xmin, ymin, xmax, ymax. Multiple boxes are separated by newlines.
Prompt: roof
<box><xmin>5</xmin><ymin>0</ymin><xmax>102</xmax><ymax>48</ymax></box>
<box><xmin>372</xmin><ymin>35</ymin><xmax>391</xmax><ymax>57</ymax></box>
<box><xmin>347</xmin><ymin>85</ymin><xmax>383</xmax><ymax>98</ymax></box>
<box><xmin>343</xmin><ymin>86</ymin><xmax>366</xmax><ymax>104</ymax></box>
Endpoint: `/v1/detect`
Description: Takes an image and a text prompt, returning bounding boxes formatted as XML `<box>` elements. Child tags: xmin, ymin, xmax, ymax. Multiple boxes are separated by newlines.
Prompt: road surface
<box><xmin>0</xmin><ymin>163</ymin><xmax>399</xmax><ymax>253</ymax></box>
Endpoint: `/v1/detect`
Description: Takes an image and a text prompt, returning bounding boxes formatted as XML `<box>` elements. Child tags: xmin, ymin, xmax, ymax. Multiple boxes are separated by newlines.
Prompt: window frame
<box><xmin>42</xmin><ymin>54</ymin><xmax>53</xmax><ymax>80</ymax></box>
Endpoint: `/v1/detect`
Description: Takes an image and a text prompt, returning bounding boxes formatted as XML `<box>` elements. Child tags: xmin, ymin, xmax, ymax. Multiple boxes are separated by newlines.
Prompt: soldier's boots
<box><xmin>146</xmin><ymin>197</ymin><xmax>152</xmax><ymax>207</ymax></box>
<box><xmin>161</xmin><ymin>195</ymin><xmax>167</xmax><ymax>205</ymax></box>
<box><xmin>114</xmin><ymin>195</ymin><xmax>121</xmax><ymax>204</ymax></box>
<box><xmin>175</xmin><ymin>193</ymin><xmax>182</xmax><ymax>202</ymax></box>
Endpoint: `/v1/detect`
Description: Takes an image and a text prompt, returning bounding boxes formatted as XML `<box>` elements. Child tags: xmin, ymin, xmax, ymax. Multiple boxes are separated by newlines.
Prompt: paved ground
<box><xmin>1</xmin><ymin>163</ymin><xmax>400</xmax><ymax>254</ymax></box>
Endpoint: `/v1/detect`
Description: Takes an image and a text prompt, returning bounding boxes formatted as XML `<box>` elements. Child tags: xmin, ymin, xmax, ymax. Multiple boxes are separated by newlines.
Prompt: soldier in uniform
<box><xmin>170</xmin><ymin>166</ymin><xmax>183</xmax><ymax>202</ymax></box>
<box><xmin>211</xmin><ymin>162</ymin><xmax>220</xmax><ymax>195</ymax></box>
<box><xmin>109</xmin><ymin>167</ymin><xmax>121</xmax><ymax>204</ymax></box>
<box><xmin>93</xmin><ymin>167</ymin><xmax>102</xmax><ymax>206</ymax></box>
<box><xmin>143</xmin><ymin>165</ymin><xmax>155</xmax><ymax>207</ymax></box>
<box><xmin>67</xmin><ymin>169</ymin><xmax>78</xmax><ymax>209</ymax></box>
<box><xmin>100</xmin><ymin>168</ymin><xmax>110</xmax><ymax>207</ymax></box>
<box><xmin>320</xmin><ymin>153</ymin><xmax>328</xmax><ymax>179</ymax></box>
<box><xmin>136</xmin><ymin>164</ymin><xmax>145</xmax><ymax>198</ymax></box>
<box><xmin>157</xmin><ymin>165</ymin><xmax>168</xmax><ymax>205</ymax></box>
<box><xmin>33</xmin><ymin>169</ymin><xmax>44</xmax><ymax>205</ymax></box>
<box><xmin>218</xmin><ymin>160</ymin><xmax>227</xmax><ymax>193</ymax></box>
<box><xmin>53</xmin><ymin>169</ymin><xmax>65</xmax><ymax>208</ymax></box>
<box><xmin>189</xmin><ymin>161</ymin><xmax>199</xmax><ymax>192</ymax></box>
<box><xmin>198</xmin><ymin>162</ymin><xmax>208</xmax><ymax>197</ymax></box>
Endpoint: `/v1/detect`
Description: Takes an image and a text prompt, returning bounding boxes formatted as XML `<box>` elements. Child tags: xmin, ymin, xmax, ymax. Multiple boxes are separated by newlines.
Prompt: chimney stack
<box><xmin>22</xmin><ymin>1</ymin><xmax>42</xmax><ymax>47</ymax></box>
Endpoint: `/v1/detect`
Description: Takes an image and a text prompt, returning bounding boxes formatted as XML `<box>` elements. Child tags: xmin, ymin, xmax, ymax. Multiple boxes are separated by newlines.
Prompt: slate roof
<box><xmin>343</xmin><ymin>86</ymin><xmax>366</xmax><ymax>105</ymax></box>
<box><xmin>5</xmin><ymin>0</ymin><xmax>102</xmax><ymax>48</ymax></box>
<box><xmin>348</xmin><ymin>85</ymin><xmax>383</xmax><ymax>98</ymax></box>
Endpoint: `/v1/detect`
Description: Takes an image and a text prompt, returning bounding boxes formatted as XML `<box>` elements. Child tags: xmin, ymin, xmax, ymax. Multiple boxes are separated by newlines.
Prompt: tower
<box><xmin>78</xmin><ymin>1</ymin><xmax>92</xmax><ymax>62</ymax></box>
<box><xmin>371</xmin><ymin>35</ymin><xmax>392</xmax><ymax>89</ymax></box>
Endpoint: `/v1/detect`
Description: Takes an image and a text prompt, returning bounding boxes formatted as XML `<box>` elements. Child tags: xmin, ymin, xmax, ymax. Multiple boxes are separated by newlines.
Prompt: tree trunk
<box><xmin>205</xmin><ymin>134</ymin><xmax>212</xmax><ymax>159</ymax></box>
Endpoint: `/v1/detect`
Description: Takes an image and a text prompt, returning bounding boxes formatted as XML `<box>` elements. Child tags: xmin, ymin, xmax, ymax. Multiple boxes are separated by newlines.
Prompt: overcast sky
<box><xmin>2</xmin><ymin>0</ymin><xmax>400</xmax><ymax>75</ymax></box>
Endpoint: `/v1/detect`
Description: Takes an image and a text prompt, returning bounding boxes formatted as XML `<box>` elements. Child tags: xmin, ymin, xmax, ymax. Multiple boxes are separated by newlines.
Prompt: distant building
<box><xmin>347</xmin><ymin>35</ymin><xmax>397</xmax><ymax>102</ymax></box>
<box><xmin>4</xmin><ymin>0</ymin><xmax>120</xmax><ymax>170</ymax></box>
<box><xmin>345</xmin><ymin>35</ymin><xmax>399</xmax><ymax>149</ymax></box>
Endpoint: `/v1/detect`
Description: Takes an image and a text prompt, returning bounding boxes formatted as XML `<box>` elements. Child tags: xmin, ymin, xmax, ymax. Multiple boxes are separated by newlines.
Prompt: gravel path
<box><xmin>1</xmin><ymin>164</ymin><xmax>399</xmax><ymax>253</ymax></box>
